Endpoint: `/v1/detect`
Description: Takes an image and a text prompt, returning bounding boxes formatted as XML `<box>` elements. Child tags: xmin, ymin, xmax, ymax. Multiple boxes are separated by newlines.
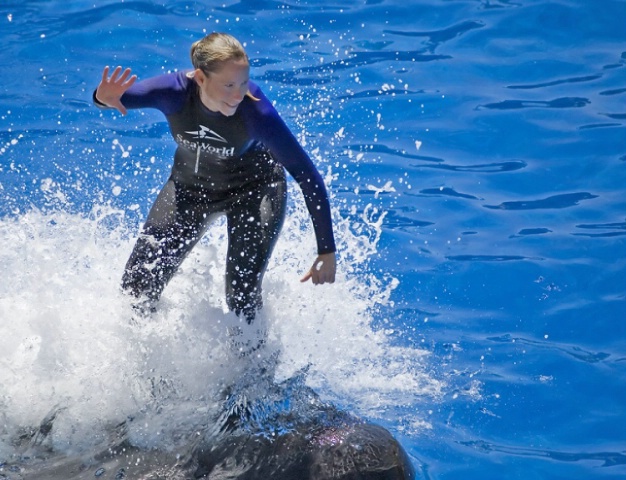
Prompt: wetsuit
<box><xmin>93</xmin><ymin>71</ymin><xmax>335</xmax><ymax>321</ymax></box>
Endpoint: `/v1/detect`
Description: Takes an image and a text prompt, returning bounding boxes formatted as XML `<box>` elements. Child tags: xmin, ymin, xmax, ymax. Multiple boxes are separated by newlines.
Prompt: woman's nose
<box><xmin>234</xmin><ymin>86</ymin><xmax>246</xmax><ymax>101</ymax></box>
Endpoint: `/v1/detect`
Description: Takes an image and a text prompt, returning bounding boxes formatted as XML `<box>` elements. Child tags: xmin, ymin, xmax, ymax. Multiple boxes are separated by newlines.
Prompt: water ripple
<box><xmin>355</xmin><ymin>40</ymin><xmax>394</xmax><ymax>51</ymax></box>
<box><xmin>257</xmin><ymin>51</ymin><xmax>450</xmax><ymax>85</ymax></box>
<box><xmin>250</xmin><ymin>58</ymin><xmax>282</xmax><ymax>68</ymax></box>
<box><xmin>578</xmin><ymin>123</ymin><xmax>622</xmax><ymax>130</ymax></box>
<box><xmin>216</xmin><ymin>0</ymin><xmax>324</xmax><ymax>14</ymax></box>
<box><xmin>384</xmin><ymin>209</ymin><xmax>434</xmax><ymax>230</ymax></box>
<box><xmin>576</xmin><ymin>221</ymin><xmax>626</xmax><ymax>231</ymax></box>
<box><xmin>478</xmin><ymin>97</ymin><xmax>590</xmax><ymax>110</ymax></box>
<box><xmin>482</xmin><ymin>0</ymin><xmax>522</xmax><ymax>8</ymax></box>
<box><xmin>337</xmin><ymin>88</ymin><xmax>424</xmax><ymax>100</ymax></box>
<box><xmin>599</xmin><ymin>87</ymin><xmax>626</xmax><ymax>96</ymax></box>
<box><xmin>573</xmin><ymin>221</ymin><xmax>626</xmax><ymax>238</ymax></box>
<box><xmin>419</xmin><ymin>187</ymin><xmax>482</xmax><ymax>200</ymax></box>
<box><xmin>383</xmin><ymin>20</ymin><xmax>485</xmax><ymax>52</ymax></box>
<box><xmin>572</xmin><ymin>231</ymin><xmax>626</xmax><ymax>238</ymax></box>
<box><xmin>484</xmin><ymin>192</ymin><xmax>598</xmax><ymax>210</ymax></box>
<box><xmin>507</xmin><ymin>74</ymin><xmax>603</xmax><ymax>90</ymax></box>
<box><xmin>460</xmin><ymin>439</ymin><xmax>626</xmax><ymax>467</ymax></box>
<box><xmin>347</xmin><ymin>144</ymin><xmax>444</xmax><ymax>163</ymax></box>
<box><xmin>3</xmin><ymin>2</ymin><xmax>169</xmax><ymax>41</ymax></box>
<box><xmin>486</xmin><ymin>334</ymin><xmax>611</xmax><ymax>364</ymax></box>
<box><xmin>446</xmin><ymin>255</ymin><xmax>533</xmax><ymax>262</ymax></box>
<box><xmin>413</xmin><ymin>161</ymin><xmax>527</xmax><ymax>173</ymax></box>
<box><xmin>510</xmin><ymin>228</ymin><xmax>552</xmax><ymax>237</ymax></box>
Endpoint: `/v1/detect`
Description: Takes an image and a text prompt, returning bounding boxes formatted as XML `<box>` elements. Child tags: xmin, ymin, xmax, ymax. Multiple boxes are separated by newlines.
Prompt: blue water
<box><xmin>1</xmin><ymin>1</ymin><xmax>625</xmax><ymax>479</ymax></box>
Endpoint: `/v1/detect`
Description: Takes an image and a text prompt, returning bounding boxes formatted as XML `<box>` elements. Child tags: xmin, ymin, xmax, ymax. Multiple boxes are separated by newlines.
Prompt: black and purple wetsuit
<box><xmin>94</xmin><ymin>71</ymin><xmax>335</xmax><ymax>321</ymax></box>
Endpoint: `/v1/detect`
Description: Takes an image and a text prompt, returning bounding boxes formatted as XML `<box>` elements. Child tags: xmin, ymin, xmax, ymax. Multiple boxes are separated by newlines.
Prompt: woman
<box><xmin>94</xmin><ymin>33</ymin><xmax>336</xmax><ymax>322</ymax></box>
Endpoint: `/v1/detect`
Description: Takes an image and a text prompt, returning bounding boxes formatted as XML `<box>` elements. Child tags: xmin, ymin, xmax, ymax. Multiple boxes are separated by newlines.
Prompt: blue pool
<box><xmin>1</xmin><ymin>1</ymin><xmax>625</xmax><ymax>479</ymax></box>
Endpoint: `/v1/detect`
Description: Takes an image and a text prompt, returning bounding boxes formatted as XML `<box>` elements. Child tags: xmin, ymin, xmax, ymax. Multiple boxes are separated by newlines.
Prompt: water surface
<box><xmin>1</xmin><ymin>1</ymin><xmax>625</xmax><ymax>479</ymax></box>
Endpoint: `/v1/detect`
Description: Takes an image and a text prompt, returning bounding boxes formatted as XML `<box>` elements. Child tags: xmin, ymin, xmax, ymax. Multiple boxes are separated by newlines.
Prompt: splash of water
<box><xmin>0</xmin><ymin>178</ymin><xmax>441</xmax><ymax>460</ymax></box>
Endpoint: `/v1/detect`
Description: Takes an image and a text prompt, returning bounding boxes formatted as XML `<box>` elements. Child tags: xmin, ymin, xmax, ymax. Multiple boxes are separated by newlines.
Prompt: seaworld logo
<box><xmin>177</xmin><ymin>125</ymin><xmax>235</xmax><ymax>158</ymax></box>
<box><xmin>185</xmin><ymin>125</ymin><xmax>227</xmax><ymax>143</ymax></box>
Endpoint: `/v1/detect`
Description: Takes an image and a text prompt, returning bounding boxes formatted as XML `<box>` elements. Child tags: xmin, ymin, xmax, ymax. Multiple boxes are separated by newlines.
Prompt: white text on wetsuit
<box><xmin>176</xmin><ymin>134</ymin><xmax>236</xmax><ymax>158</ymax></box>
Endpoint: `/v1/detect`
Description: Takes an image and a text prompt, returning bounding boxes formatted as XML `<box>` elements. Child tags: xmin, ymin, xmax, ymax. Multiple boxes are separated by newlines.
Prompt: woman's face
<box><xmin>195</xmin><ymin>58</ymin><xmax>250</xmax><ymax>116</ymax></box>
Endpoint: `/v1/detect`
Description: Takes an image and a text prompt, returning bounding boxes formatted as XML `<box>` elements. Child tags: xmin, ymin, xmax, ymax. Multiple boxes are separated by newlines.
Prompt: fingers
<box><xmin>118</xmin><ymin>67</ymin><xmax>136</xmax><ymax>86</ymax></box>
<box><xmin>98</xmin><ymin>66</ymin><xmax>136</xmax><ymax>115</ymax></box>
<box><xmin>315</xmin><ymin>270</ymin><xmax>335</xmax><ymax>285</ymax></box>
<box><xmin>102</xmin><ymin>65</ymin><xmax>122</xmax><ymax>82</ymax></box>
<box><xmin>102</xmin><ymin>66</ymin><xmax>136</xmax><ymax>86</ymax></box>
<box><xmin>311</xmin><ymin>274</ymin><xmax>335</xmax><ymax>285</ymax></box>
<box><xmin>300</xmin><ymin>268</ymin><xmax>326</xmax><ymax>284</ymax></box>
<box><xmin>300</xmin><ymin>266</ymin><xmax>335</xmax><ymax>285</ymax></box>
<box><xmin>110</xmin><ymin>65</ymin><xmax>123</xmax><ymax>81</ymax></box>
<box><xmin>301</xmin><ymin>253</ymin><xmax>336</xmax><ymax>285</ymax></box>
<box><xmin>118</xmin><ymin>67</ymin><xmax>131</xmax><ymax>82</ymax></box>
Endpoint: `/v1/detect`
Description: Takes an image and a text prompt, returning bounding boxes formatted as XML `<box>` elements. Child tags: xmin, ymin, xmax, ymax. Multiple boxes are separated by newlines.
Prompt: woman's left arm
<box><xmin>246</xmin><ymin>84</ymin><xmax>337</xmax><ymax>283</ymax></box>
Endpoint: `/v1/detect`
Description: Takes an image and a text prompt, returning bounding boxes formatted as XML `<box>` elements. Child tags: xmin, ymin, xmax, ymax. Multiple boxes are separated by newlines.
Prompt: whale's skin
<box><xmin>3</xmin><ymin>411</ymin><xmax>415</xmax><ymax>480</ymax></box>
<box><xmin>193</xmin><ymin>415</ymin><xmax>416</xmax><ymax>479</ymax></box>
<box><xmin>2</xmin><ymin>367</ymin><xmax>416</xmax><ymax>479</ymax></box>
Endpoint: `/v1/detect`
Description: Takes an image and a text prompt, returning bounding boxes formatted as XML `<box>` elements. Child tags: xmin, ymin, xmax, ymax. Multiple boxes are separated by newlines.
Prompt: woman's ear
<box><xmin>193</xmin><ymin>68</ymin><xmax>207</xmax><ymax>86</ymax></box>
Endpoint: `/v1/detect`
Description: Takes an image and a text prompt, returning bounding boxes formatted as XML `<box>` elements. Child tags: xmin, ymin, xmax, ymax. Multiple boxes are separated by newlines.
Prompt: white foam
<box><xmin>0</xmin><ymin>185</ymin><xmax>441</xmax><ymax>457</ymax></box>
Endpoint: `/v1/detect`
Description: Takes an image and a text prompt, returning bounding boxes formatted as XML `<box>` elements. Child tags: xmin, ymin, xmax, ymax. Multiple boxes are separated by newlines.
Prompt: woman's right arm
<box><xmin>94</xmin><ymin>68</ymin><xmax>188</xmax><ymax>116</ymax></box>
<box><xmin>95</xmin><ymin>66</ymin><xmax>137</xmax><ymax>116</ymax></box>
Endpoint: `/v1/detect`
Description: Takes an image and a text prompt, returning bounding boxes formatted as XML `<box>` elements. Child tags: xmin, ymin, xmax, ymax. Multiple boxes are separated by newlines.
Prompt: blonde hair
<box><xmin>190</xmin><ymin>32</ymin><xmax>258</xmax><ymax>101</ymax></box>
<box><xmin>190</xmin><ymin>32</ymin><xmax>248</xmax><ymax>74</ymax></box>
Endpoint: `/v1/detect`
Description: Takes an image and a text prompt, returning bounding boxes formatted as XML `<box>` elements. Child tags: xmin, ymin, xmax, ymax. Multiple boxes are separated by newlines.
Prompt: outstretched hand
<box><xmin>95</xmin><ymin>66</ymin><xmax>137</xmax><ymax>115</ymax></box>
<box><xmin>300</xmin><ymin>252</ymin><xmax>336</xmax><ymax>285</ymax></box>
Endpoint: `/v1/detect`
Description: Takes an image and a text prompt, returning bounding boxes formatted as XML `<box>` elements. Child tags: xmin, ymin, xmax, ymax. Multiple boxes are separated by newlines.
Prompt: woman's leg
<box><xmin>225</xmin><ymin>171</ymin><xmax>287</xmax><ymax>323</ymax></box>
<box><xmin>121</xmin><ymin>179</ymin><xmax>215</xmax><ymax>303</ymax></box>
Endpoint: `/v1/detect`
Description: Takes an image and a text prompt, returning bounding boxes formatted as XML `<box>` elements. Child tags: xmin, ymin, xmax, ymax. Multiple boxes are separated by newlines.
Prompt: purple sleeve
<box><xmin>118</xmin><ymin>72</ymin><xmax>189</xmax><ymax>115</ymax></box>
<box><xmin>245</xmin><ymin>83</ymin><xmax>336</xmax><ymax>254</ymax></box>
